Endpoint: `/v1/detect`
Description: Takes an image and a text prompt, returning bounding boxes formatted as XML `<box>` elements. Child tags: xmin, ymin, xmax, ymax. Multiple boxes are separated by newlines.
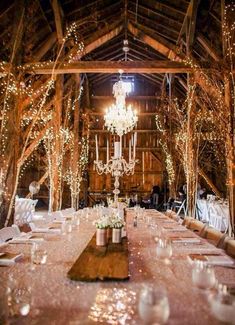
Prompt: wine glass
<box><xmin>7</xmin><ymin>274</ymin><xmax>31</xmax><ymax>317</ymax></box>
<box><xmin>138</xmin><ymin>284</ymin><xmax>170</xmax><ymax>324</ymax></box>
<box><xmin>209</xmin><ymin>284</ymin><xmax>235</xmax><ymax>323</ymax></box>
<box><xmin>152</xmin><ymin>225</ymin><xmax>162</xmax><ymax>243</ymax></box>
<box><xmin>192</xmin><ymin>261</ymin><xmax>216</xmax><ymax>290</ymax></box>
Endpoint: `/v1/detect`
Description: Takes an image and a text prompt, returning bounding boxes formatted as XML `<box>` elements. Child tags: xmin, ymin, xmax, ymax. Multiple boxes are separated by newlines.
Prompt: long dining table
<box><xmin>0</xmin><ymin>208</ymin><xmax>234</xmax><ymax>324</ymax></box>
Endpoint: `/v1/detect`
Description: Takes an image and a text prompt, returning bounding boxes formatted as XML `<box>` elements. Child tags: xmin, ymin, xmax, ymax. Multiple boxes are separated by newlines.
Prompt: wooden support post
<box><xmin>224</xmin><ymin>76</ymin><xmax>235</xmax><ymax>235</ymax></box>
<box><xmin>51</xmin><ymin>75</ymin><xmax>63</xmax><ymax>211</ymax></box>
<box><xmin>1</xmin><ymin>0</ymin><xmax>25</xmax><ymax>227</ymax></box>
<box><xmin>71</xmin><ymin>75</ymin><xmax>80</xmax><ymax>210</ymax></box>
<box><xmin>222</xmin><ymin>0</ymin><xmax>235</xmax><ymax>235</ymax></box>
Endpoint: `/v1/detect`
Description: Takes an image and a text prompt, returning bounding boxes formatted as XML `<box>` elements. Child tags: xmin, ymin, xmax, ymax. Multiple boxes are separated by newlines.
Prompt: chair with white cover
<box><xmin>188</xmin><ymin>219</ymin><xmax>207</xmax><ymax>236</ymax></box>
<box><xmin>0</xmin><ymin>225</ymin><xmax>21</xmax><ymax>242</ymax></box>
<box><xmin>182</xmin><ymin>216</ymin><xmax>194</xmax><ymax>228</ymax></box>
<box><xmin>165</xmin><ymin>210</ymin><xmax>179</xmax><ymax>221</ymax></box>
<box><xmin>224</xmin><ymin>239</ymin><xmax>235</xmax><ymax>258</ymax></box>
<box><xmin>14</xmin><ymin>197</ymin><xmax>37</xmax><ymax>226</ymax></box>
<box><xmin>203</xmin><ymin>227</ymin><xmax>225</xmax><ymax>247</ymax></box>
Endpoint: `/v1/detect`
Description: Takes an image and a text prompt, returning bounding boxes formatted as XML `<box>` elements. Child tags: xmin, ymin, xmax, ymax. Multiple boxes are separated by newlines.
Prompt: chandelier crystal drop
<box><xmin>104</xmin><ymin>79</ymin><xmax>138</xmax><ymax>137</ymax></box>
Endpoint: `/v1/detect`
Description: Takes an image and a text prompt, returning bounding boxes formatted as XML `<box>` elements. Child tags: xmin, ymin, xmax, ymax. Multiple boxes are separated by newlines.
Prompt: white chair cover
<box><xmin>14</xmin><ymin>198</ymin><xmax>38</xmax><ymax>225</ymax></box>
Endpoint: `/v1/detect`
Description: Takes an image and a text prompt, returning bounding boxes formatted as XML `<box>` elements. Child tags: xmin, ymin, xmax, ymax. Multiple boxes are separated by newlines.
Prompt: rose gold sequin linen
<box><xmin>0</xmin><ymin>210</ymin><xmax>234</xmax><ymax>324</ymax></box>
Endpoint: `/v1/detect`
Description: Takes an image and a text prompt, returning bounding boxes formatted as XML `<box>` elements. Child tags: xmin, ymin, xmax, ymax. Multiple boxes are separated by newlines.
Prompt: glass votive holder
<box><xmin>156</xmin><ymin>238</ymin><xmax>173</xmax><ymax>261</ymax></box>
<box><xmin>192</xmin><ymin>261</ymin><xmax>216</xmax><ymax>290</ymax></box>
<box><xmin>138</xmin><ymin>284</ymin><xmax>170</xmax><ymax>324</ymax></box>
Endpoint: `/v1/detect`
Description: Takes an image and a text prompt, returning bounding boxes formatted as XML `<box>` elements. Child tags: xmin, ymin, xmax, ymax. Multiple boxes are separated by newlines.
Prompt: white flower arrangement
<box><xmin>93</xmin><ymin>215</ymin><xmax>110</xmax><ymax>229</ymax></box>
<box><xmin>110</xmin><ymin>215</ymin><xmax>125</xmax><ymax>229</ymax></box>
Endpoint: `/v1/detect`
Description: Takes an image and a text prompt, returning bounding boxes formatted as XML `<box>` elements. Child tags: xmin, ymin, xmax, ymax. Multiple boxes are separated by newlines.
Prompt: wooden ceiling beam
<box><xmin>51</xmin><ymin>0</ymin><xmax>64</xmax><ymax>44</ymax></box>
<box><xmin>66</xmin><ymin>0</ymin><xmax>121</xmax><ymax>17</ymax></box>
<box><xmin>186</xmin><ymin>0</ymin><xmax>201</xmax><ymax>51</ymax></box>
<box><xmin>127</xmin><ymin>21</ymin><xmax>183</xmax><ymax>61</ymax></box>
<box><xmin>33</xmin><ymin>32</ymin><xmax>57</xmax><ymax>61</ymax></box>
<box><xmin>84</xmin><ymin>24</ymin><xmax>123</xmax><ymax>55</ymax></box>
<box><xmin>176</xmin><ymin>0</ymin><xmax>200</xmax><ymax>47</ymax></box>
<box><xmin>128</xmin><ymin>9</ymin><xmax>180</xmax><ymax>37</ymax></box>
<box><xmin>66</xmin><ymin>20</ymin><xmax>123</xmax><ymax>61</ymax></box>
<box><xmin>37</xmin><ymin>0</ymin><xmax>52</xmax><ymax>32</ymax></box>
<box><xmin>128</xmin><ymin>0</ymin><xmax>182</xmax><ymax>27</ymax></box>
<box><xmin>196</xmin><ymin>33</ymin><xmax>221</xmax><ymax>61</ymax></box>
<box><xmin>23</xmin><ymin>61</ymin><xmax>195</xmax><ymax>74</ymax></box>
<box><xmin>150</xmin><ymin>0</ymin><xmax>186</xmax><ymax>16</ymax></box>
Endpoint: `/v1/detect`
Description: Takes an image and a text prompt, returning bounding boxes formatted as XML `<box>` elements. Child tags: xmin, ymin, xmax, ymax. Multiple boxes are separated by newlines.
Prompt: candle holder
<box><xmin>94</xmin><ymin>134</ymin><xmax>138</xmax><ymax>205</ymax></box>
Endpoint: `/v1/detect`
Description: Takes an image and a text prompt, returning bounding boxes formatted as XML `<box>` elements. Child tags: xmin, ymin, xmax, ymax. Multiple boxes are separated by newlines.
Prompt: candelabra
<box><xmin>94</xmin><ymin>134</ymin><xmax>138</xmax><ymax>204</ymax></box>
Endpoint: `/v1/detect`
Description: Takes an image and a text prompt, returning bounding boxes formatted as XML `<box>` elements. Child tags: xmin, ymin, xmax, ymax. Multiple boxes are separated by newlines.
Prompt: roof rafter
<box><xmin>128</xmin><ymin>21</ymin><xmax>183</xmax><ymax>61</ymax></box>
<box><xmin>197</xmin><ymin>33</ymin><xmax>221</xmax><ymax>61</ymax></box>
<box><xmin>66</xmin><ymin>20</ymin><xmax>123</xmax><ymax>61</ymax></box>
<box><xmin>51</xmin><ymin>0</ymin><xmax>64</xmax><ymax>44</ymax></box>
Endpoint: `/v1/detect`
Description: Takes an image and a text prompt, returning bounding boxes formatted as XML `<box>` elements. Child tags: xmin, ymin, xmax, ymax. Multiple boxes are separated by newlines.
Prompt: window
<box><xmin>122</xmin><ymin>80</ymin><xmax>134</xmax><ymax>93</ymax></box>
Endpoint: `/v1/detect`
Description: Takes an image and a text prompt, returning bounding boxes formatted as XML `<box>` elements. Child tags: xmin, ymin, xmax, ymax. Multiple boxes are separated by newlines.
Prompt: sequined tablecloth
<box><xmin>0</xmin><ymin>210</ymin><xmax>234</xmax><ymax>324</ymax></box>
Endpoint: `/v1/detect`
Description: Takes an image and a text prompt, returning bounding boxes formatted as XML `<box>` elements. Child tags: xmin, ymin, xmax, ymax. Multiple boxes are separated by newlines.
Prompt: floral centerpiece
<box><xmin>93</xmin><ymin>216</ymin><xmax>110</xmax><ymax>246</ymax></box>
<box><xmin>110</xmin><ymin>215</ymin><xmax>125</xmax><ymax>243</ymax></box>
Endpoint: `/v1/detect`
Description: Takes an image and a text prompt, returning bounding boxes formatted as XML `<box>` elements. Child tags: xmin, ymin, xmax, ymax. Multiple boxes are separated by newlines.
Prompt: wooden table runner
<box><xmin>67</xmin><ymin>234</ymin><xmax>129</xmax><ymax>282</ymax></box>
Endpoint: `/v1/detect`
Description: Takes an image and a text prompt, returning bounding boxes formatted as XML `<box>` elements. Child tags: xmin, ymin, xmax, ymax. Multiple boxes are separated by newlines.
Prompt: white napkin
<box><xmin>0</xmin><ymin>242</ymin><xmax>8</xmax><ymax>249</ymax></box>
<box><xmin>165</xmin><ymin>228</ymin><xmax>187</xmax><ymax>232</ymax></box>
<box><xmin>29</xmin><ymin>222</ymin><xmax>61</xmax><ymax>234</ymax></box>
<box><xmin>161</xmin><ymin>220</ymin><xmax>175</xmax><ymax>224</ymax></box>
<box><xmin>31</xmin><ymin>228</ymin><xmax>61</xmax><ymax>234</ymax></box>
<box><xmin>9</xmin><ymin>236</ymin><xmax>44</xmax><ymax>244</ymax></box>
<box><xmin>207</xmin><ymin>255</ymin><xmax>235</xmax><ymax>266</ymax></box>
<box><xmin>0</xmin><ymin>253</ymin><xmax>23</xmax><ymax>266</ymax></box>
<box><xmin>172</xmin><ymin>238</ymin><xmax>201</xmax><ymax>244</ymax></box>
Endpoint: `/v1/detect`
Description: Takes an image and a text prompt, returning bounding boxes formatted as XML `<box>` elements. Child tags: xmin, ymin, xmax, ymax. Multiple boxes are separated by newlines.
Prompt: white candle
<box><xmin>106</xmin><ymin>138</ymin><xmax>109</xmax><ymax>163</ymax></box>
<box><xmin>95</xmin><ymin>135</ymin><xmax>99</xmax><ymax>161</ymax></box>
<box><xmin>142</xmin><ymin>151</ymin><xmax>145</xmax><ymax>185</ymax></box>
<box><xmin>114</xmin><ymin>142</ymin><xmax>120</xmax><ymax>158</ymax></box>
<box><xmin>133</xmin><ymin>132</ymin><xmax>137</xmax><ymax>159</ymax></box>
<box><xmin>129</xmin><ymin>139</ymin><xmax>131</xmax><ymax>161</ymax></box>
<box><xmin>131</xmin><ymin>133</ymin><xmax>134</xmax><ymax>146</ymax></box>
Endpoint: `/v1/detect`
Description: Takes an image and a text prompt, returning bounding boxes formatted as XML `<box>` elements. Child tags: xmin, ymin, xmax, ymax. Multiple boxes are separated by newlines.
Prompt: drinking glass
<box><xmin>73</xmin><ymin>214</ymin><xmax>80</xmax><ymax>227</ymax></box>
<box><xmin>192</xmin><ymin>261</ymin><xmax>216</xmax><ymax>290</ymax></box>
<box><xmin>31</xmin><ymin>243</ymin><xmax>47</xmax><ymax>265</ymax></box>
<box><xmin>61</xmin><ymin>220</ymin><xmax>72</xmax><ymax>234</ymax></box>
<box><xmin>138</xmin><ymin>284</ymin><xmax>170</xmax><ymax>324</ymax></box>
<box><xmin>66</xmin><ymin>220</ymin><xmax>73</xmax><ymax>233</ymax></box>
<box><xmin>156</xmin><ymin>238</ymin><xmax>173</xmax><ymax>261</ymax></box>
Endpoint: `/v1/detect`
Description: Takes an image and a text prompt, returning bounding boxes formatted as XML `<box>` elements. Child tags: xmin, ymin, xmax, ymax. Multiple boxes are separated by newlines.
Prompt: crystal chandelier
<box><xmin>104</xmin><ymin>75</ymin><xmax>138</xmax><ymax>137</ymax></box>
